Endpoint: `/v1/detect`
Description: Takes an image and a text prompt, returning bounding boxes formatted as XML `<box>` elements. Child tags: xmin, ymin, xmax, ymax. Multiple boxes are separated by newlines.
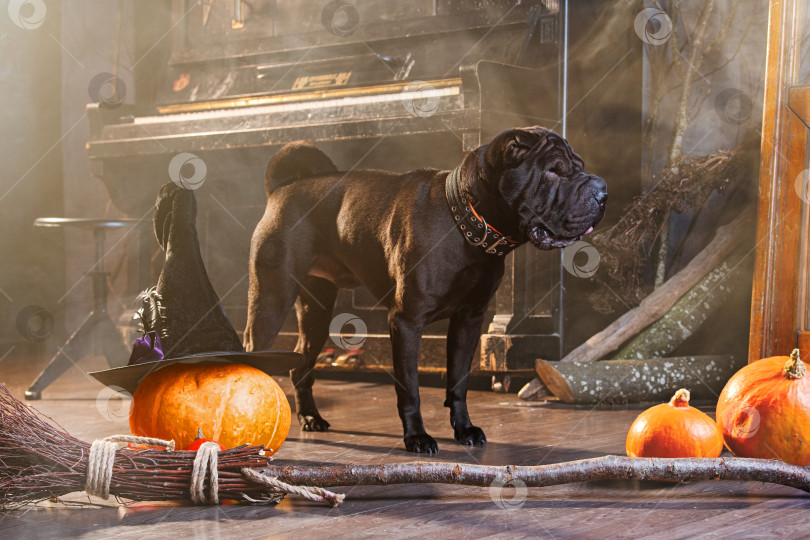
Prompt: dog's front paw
<box><xmin>404</xmin><ymin>433</ymin><xmax>439</xmax><ymax>454</ymax></box>
<box><xmin>298</xmin><ymin>413</ymin><xmax>331</xmax><ymax>432</ymax></box>
<box><xmin>454</xmin><ymin>425</ymin><xmax>486</xmax><ymax>446</ymax></box>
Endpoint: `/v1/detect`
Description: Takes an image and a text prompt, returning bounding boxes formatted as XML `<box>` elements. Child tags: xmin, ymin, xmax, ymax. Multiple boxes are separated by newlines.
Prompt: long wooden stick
<box><xmin>561</xmin><ymin>211</ymin><xmax>750</xmax><ymax>363</ymax></box>
<box><xmin>264</xmin><ymin>455</ymin><xmax>810</xmax><ymax>493</ymax></box>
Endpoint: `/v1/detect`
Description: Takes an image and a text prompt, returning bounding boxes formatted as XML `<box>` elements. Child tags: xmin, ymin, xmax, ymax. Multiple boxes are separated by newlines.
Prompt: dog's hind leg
<box><xmin>292</xmin><ymin>275</ymin><xmax>337</xmax><ymax>431</ymax></box>
<box><xmin>445</xmin><ymin>310</ymin><xmax>487</xmax><ymax>446</ymax></box>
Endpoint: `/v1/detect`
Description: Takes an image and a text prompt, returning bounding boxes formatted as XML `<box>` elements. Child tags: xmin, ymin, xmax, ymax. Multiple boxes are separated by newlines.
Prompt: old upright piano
<box><xmin>87</xmin><ymin>0</ymin><xmax>567</xmax><ymax>385</ymax></box>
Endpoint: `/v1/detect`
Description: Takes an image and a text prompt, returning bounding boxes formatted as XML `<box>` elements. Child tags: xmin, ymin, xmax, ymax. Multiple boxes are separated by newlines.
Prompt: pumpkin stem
<box><xmin>195</xmin><ymin>427</ymin><xmax>205</xmax><ymax>440</ymax></box>
<box><xmin>784</xmin><ymin>349</ymin><xmax>806</xmax><ymax>379</ymax></box>
<box><xmin>669</xmin><ymin>388</ymin><xmax>691</xmax><ymax>407</ymax></box>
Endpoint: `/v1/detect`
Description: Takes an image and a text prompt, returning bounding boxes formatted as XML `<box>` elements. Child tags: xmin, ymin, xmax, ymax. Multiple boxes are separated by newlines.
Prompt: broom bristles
<box><xmin>0</xmin><ymin>384</ymin><xmax>279</xmax><ymax>508</ymax></box>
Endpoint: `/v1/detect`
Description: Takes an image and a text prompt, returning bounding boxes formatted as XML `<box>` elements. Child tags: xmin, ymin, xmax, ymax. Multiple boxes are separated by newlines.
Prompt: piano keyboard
<box><xmin>141</xmin><ymin>79</ymin><xmax>462</xmax><ymax>125</ymax></box>
<box><xmin>87</xmin><ymin>77</ymin><xmax>474</xmax><ymax>159</ymax></box>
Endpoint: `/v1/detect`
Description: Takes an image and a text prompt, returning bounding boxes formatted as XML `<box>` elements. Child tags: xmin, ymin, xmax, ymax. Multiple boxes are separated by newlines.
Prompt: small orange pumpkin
<box><xmin>626</xmin><ymin>388</ymin><xmax>723</xmax><ymax>458</ymax></box>
<box><xmin>716</xmin><ymin>349</ymin><xmax>810</xmax><ymax>465</ymax></box>
<box><xmin>130</xmin><ymin>363</ymin><xmax>291</xmax><ymax>454</ymax></box>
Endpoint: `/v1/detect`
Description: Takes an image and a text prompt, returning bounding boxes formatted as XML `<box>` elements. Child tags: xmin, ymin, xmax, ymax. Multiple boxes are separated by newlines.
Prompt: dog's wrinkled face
<box><xmin>483</xmin><ymin>126</ymin><xmax>607</xmax><ymax>250</ymax></box>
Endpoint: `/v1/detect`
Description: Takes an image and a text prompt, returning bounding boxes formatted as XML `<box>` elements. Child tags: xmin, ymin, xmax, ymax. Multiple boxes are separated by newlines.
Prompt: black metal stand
<box><xmin>24</xmin><ymin>218</ymin><xmax>138</xmax><ymax>400</ymax></box>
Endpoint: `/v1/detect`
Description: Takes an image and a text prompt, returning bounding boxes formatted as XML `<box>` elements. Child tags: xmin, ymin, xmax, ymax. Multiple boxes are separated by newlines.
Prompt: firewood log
<box><xmin>535</xmin><ymin>355</ymin><xmax>741</xmax><ymax>404</ymax></box>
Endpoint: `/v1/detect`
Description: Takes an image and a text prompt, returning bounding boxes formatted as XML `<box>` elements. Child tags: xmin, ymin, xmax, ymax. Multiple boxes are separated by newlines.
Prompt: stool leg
<box><xmin>25</xmin><ymin>311</ymin><xmax>101</xmax><ymax>400</ymax></box>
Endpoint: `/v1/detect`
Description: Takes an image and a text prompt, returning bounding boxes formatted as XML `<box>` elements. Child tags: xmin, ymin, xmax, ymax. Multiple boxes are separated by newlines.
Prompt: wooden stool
<box><xmin>25</xmin><ymin>218</ymin><xmax>139</xmax><ymax>400</ymax></box>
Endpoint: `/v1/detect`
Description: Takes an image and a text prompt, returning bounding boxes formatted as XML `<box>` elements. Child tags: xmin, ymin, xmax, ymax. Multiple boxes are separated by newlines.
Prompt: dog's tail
<box><xmin>265</xmin><ymin>142</ymin><xmax>338</xmax><ymax>197</ymax></box>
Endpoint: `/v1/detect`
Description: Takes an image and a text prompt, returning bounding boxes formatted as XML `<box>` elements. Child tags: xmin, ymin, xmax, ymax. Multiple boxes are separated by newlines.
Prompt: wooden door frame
<box><xmin>749</xmin><ymin>0</ymin><xmax>809</xmax><ymax>362</ymax></box>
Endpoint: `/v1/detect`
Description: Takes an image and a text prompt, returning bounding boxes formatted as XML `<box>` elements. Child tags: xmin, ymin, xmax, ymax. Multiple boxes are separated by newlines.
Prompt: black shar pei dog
<box><xmin>244</xmin><ymin>126</ymin><xmax>607</xmax><ymax>453</ymax></box>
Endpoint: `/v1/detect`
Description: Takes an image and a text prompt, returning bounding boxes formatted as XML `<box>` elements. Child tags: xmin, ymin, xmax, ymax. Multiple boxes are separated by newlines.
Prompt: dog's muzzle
<box><xmin>527</xmin><ymin>176</ymin><xmax>607</xmax><ymax>250</ymax></box>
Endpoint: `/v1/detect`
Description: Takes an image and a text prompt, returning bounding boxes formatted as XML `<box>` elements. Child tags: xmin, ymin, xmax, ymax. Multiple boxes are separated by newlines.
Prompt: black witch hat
<box><xmin>89</xmin><ymin>183</ymin><xmax>301</xmax><ymax>394</ymax></box>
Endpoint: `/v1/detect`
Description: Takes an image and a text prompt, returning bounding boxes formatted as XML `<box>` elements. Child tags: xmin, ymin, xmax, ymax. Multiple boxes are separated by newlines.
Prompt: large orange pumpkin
<box><xmin>626</xmin><ymin>388</ymin><xmax>723</xmax><ymax>458</ymax></box>
<box><xmin>130</xmin><ymin>362</ymin><xmax>291</xmax><ymax>454</ymax></box>
<box><xmin>716</xmin><ymin>349</ymin><xmax>810</xmax><ymax>465</ymax></box>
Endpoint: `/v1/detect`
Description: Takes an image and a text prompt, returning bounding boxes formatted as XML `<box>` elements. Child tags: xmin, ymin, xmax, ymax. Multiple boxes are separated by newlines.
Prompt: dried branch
<box><xmin>263</xmin><ymin>456</ymin><xmax>810</xmax><ymax>493</ymax></box>
<box><xmin>654</xmin><ymin>0</ymin><xmax>717</xmax><ymax>287</ymax></box>
<box><xmin>702</xmin><ymin>0</ymin><xmax>740</xmax><ymax>60</ymax></box>
<box><xmin>667</xmin><ymin>0</ymin><xmax>715</xmax><ymax>165</ymax></box>
<box><xmin>588</xmin><ymin>142</ymin><xmax>754</xmax><ymax>312</ymax></box>
<box><xmin>670</xmin><ymin>0</ymin><xmax>686</xmax><ymax>80</ymax></box>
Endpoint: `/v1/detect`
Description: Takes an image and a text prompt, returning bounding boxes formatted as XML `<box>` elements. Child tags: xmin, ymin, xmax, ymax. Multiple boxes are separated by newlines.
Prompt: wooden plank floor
<box><xmin>1</xmin><ymin>353</ymin><xmax>808</xmax><ymax>539</ymax></box>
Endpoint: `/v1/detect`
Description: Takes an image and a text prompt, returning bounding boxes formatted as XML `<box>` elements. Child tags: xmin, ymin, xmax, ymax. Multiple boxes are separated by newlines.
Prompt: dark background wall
<box><xmin>0</xmin><ymin>0</ymin><xmax>65</xmax><ymax>358</ymax></box>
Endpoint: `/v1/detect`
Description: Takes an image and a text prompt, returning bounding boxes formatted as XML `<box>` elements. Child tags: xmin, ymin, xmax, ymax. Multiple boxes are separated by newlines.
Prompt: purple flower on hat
<box><xmin>128</xmin><ymin>331</ymin><xmax>165</xmax><ymax>366</ymax></box>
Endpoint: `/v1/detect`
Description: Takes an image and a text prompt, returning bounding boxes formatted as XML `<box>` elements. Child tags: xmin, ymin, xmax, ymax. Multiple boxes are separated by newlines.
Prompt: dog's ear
<box><xmin>505</xmin><ymin>137</ymin><xmax>530</xmax><ymax>165</ymax></box>
<box><xmin>484</xmin><ymin>128</ymin><xmax>545</xmax><ymax>171</ymax></box>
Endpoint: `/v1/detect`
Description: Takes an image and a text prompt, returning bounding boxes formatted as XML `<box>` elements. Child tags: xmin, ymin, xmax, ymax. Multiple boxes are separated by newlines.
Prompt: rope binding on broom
<box><xmin>86</xmin><ymin>435</ymin><xmax>175</xmax><ymax>498</ymax></box>
<box><xmin>84</xmin><ymin>434</ymin><xmax>344</xmax><ymax>506</ymax></box>
<box><xmin>190</xmin><ymin>441</ymin><xmax>220</xmax><ymax>504</ymax></box>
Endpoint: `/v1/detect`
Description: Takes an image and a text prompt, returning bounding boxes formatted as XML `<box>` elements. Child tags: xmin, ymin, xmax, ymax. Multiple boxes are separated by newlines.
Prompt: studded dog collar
<box><xmin>445</xmin><ymin>166</ymin><xmax>520</xmax><ymax>256</ymax></box>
